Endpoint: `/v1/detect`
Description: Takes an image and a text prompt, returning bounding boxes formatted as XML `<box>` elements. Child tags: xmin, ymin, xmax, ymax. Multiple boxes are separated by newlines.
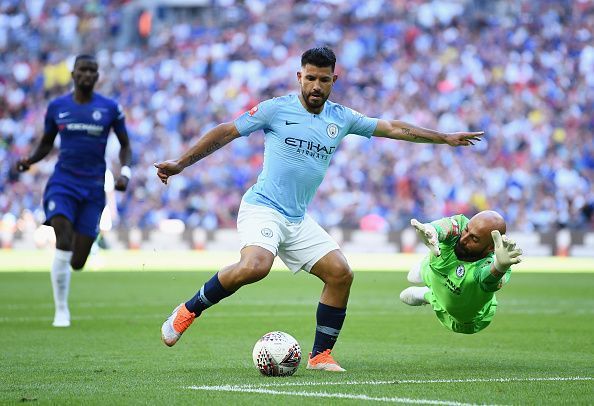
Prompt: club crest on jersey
<box><xmin>249</xmin><ymin>105</ymin><xmax>259</xmax><ymax>116</ymax></box>
<box><xmin>48</xmin><ymin>200</ymin><xmax>56</xmax><ymax>211</ymax></box>
<box><xmin>261</xmin><ymin>228</ymin><xmax>273</xmax><ymax>238</ymax></box>
<box><xmin>456</xmin><ymin>265</ymin><xmax>465</xmax><ymax>277</ymax></box>
<box><xmin>92</xmin><ymin>110</ymin><xmax>102</xmax><ymax>121</ymax></box>
<box><xmin>326</xmin><ymin>123</ymin><xmax>339</xmax><ymax>139</ymax></box>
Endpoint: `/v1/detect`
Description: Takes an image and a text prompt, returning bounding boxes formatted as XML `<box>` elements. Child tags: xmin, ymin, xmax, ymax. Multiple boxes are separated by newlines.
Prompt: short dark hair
<box><xmin>301</xmin><ymin>47</ymin><xmax>336</xmax><ymax>71</ymax></box>
<box><xmin>74</xmin><ymin>54</ymin><xmax>97</xmax><ymax>67</ymax></box>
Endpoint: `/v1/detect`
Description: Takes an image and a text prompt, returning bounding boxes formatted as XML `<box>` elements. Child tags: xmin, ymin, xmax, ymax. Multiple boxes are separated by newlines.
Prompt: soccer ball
<box><xmin>252</xmin><ymin>331</ymin><xmax>302</xmax><ymax>376</ymax></box>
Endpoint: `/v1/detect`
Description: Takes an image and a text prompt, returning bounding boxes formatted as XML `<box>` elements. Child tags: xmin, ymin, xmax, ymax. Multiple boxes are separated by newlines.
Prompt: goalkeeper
<box><xmin>400</xmin><ymin>211</ymin><xmax>523</xmax><ymax>334</ymax></box>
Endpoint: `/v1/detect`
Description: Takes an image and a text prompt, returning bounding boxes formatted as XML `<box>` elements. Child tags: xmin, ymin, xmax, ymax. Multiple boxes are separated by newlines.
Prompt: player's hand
<box><xmin>16</xmin><ymin>158</ymin><xmax>31</xmax><ymax>172</ymax></box>
<box><xmin>445</xmin><ymin>131</ymin><xmax>483</xmax><ymax>146</ymax></box>
<box><xmin>154</xmin><ymin>160</ymin><xmax>183</xmax><ymax>185</ymax></box>
<box><xmin>491</xmin><ymin>230</ymin><xmax>523</xmax><ymax>273</ymax></box>
<box><xmin>114</xmin><ymin>175</ymin><xmax>129</xmax><ymax>191</ymax></box>
<box><xmin>411</xmin><ymin>219</ymin><xmax>440</xmax><ymax>257</ymax></box>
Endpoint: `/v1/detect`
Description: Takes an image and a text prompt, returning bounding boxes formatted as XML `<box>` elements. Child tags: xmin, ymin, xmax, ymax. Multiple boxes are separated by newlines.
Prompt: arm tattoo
<box><xmin>402</xmin><ymin>127</ymin><xmax>432</xmax><ymax>143</ymax></box>
<box><xmin>188</xmin><ymin>142</ymin><xmax>222</xmax><ymax>165</ymax></box>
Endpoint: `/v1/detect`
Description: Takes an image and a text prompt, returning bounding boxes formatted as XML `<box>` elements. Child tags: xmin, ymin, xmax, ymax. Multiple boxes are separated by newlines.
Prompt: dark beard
<box><xmin>454</xmin><ymin>241</ymin><xmax>483</xmax><ymax>262</ymax></box>
<box><xmin>302</xmin><ymin>90</ymin><xmax>326</xmax><ymax>109</ymax></box>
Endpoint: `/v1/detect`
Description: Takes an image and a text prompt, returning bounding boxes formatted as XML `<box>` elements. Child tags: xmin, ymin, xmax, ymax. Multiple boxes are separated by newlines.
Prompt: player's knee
<box><xmin>328</xmin><ymin>265</ymin><xmax>353</xmax><ymax>288</ymax></box>
<box><xmin>340</xmin><ymin>267</ymin><xmax>354</xmax><ymax>287</ymax></box>
<box><xmin>53</xmin><ymin>231</ymin><xmax>73</xmax><ymax>251</ymax></box>
<box><xmin>236</xmin><ymin>256</ymin><xmax>271</xmax><ymax>283</ymax></box>
<box><xmin>70</xmin><ymin>258</ymin><xmax>87</xmax><ymax>271</ymax></box>
<box><xmin>53</xmin><ymin>228</ymin><xmax>73</xmax><ymax>250</ymax></box>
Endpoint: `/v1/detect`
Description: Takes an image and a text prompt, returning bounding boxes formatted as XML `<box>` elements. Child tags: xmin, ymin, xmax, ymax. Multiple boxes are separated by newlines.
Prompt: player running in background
<box><xmin>16</xmin><ymin>54</ymin><xmax>132</xmax><ymax>327</ymax></box>
<box><xmin>154</xmin><ymin>47</ymin><xmax>482</xmax><ymax>371</ymax></box>
<box><xmin>401</xmin><ymin>211</ymin><xmax>523</xmax><ymax>334</ymax></box>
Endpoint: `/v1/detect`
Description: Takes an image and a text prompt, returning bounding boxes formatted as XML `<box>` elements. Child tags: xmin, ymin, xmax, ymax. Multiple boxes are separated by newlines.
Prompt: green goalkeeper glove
<box><xmin>491</xmin><ymin>230</ymin><xmax>523</xmax><ymax>273</ymax></box>
<box><xmin>411</xmin><ymin>219</ymin><xmax>440</xmax><ymax>257</ymax></box>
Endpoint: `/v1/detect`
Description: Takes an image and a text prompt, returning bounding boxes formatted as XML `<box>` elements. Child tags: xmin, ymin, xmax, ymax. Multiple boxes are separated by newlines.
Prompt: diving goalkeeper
<box><xmin>400</xmin><ymin>211</ymin><xmax>523</xmax><ymax>334</ymax></box>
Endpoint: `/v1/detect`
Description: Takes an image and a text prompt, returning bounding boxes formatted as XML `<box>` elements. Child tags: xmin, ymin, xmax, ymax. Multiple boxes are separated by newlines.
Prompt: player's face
<box><xmin>297</xmin><ymin>64</ymin><xmax>337</xmax><ymax>111</ymax></box>
<box><xmin>454</xmin><ymin>221</ymin><xmax>493</xmax><ymax>261</ymax></box>
<box><xmin>72</xmin><ymin>60</ymin><xmax>99</xmax><ymax>92</ymax></box>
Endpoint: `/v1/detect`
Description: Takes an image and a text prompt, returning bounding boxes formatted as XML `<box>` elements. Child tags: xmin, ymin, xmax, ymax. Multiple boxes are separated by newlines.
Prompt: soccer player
<box><xmin>400</xmin><ymin>211</ymin><xmax>523</xmax><ymax>334</ymax></box>
<box><xmin>16</xmin><ymin>54</ymin><xmax>132</xmax><ymax>327</ymax></box>
<box><xmin>154</xmin><ymin>47</ymin><xmax>482</xmax><ymax>371</ymax></box>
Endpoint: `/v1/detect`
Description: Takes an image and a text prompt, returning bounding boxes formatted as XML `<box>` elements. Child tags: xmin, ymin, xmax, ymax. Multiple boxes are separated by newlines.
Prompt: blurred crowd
<box><xmin>1</xmin><ymin>0</ymin><xmax>593</xmax><ymax>234</ymax></box>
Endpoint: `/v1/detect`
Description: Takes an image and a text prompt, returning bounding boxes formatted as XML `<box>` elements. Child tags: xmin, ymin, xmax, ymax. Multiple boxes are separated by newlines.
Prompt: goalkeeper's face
<box><xmin>454</xmin><ymin>221</ymin><xmax>494</xmax><ymax>261</ymax></box>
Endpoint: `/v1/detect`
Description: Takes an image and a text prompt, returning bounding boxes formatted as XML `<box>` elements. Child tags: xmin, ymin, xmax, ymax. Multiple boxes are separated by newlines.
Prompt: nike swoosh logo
<box><xmin>58</xmin><ymin>112</ymin><xmax>70</xmax><ymax>118</ymax></box>
<box><xmin>285</xmin><ymin>121</ymin><xmax>299</xmax><ymax>125</ymax></box>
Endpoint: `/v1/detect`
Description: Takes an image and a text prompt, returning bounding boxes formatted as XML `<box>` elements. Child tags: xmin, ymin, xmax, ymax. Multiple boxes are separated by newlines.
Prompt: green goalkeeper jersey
<box><xmin>423</xmin><ymin>214</ymin><xmax>510</xmax><ymax>324</ymax></box>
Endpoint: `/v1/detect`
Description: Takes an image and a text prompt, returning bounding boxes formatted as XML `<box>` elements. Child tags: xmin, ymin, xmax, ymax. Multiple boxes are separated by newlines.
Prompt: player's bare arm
<box><xmin>154</xmin><ymin>122</ymin><xmax>240</xmax><ymax>184</ymax></box>
<box><xmin>114</xmin><ymin>129</ymin><xmax>132</xmax><ymax>191</ymax></box>
<box><xmin>16</xmin><ymin>130</ymin><xmax>58</xmax><ymax>172</ymax></box>
<box><xmin>373</xmin><ymin>119</ymin><xmax>483</xmax><ymax>146</ymax></box>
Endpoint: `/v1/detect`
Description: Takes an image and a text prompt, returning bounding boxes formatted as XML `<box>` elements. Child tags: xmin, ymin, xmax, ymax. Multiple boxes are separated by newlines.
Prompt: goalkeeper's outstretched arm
<box><xmin>491</xmin><ymin>230</ymin><xmax>522</xmax><ymax>274</ymax></box>
<box><xmin>478</xmin><ymin>231</ymin><xmax>523</xmax><ymax>291</ymax></box>
<box><xmin>410</xmin><ymin>219</ymin><xmax>441</xmax><ymax>257</ymax></box>
<box><xmin>410</xmin><ymin>215</ymin><xmax>467</xmax><ymax>257</ymax></box>
<box><xmin>430</xmin><ymin>216</ymin><xmax>463</xmax><ymax>242</ymax></box>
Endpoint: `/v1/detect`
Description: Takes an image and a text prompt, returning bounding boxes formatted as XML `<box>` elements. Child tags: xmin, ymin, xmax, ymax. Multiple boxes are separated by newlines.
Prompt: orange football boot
<box><xmin>161</xmin><ymin>303</ymin><xmax>196</xmax><ymax>347</ymax></box>
<box><xmin>306</xmin><ymin>349</ymin><xmax>346</xmax><ymax>372</ymax></box>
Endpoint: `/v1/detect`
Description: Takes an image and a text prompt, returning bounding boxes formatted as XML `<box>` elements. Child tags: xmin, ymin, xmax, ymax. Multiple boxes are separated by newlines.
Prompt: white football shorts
<box><xmin>237</xmin><ymin>200</ymin><xmax>340</xmax><ymax>273</ymax></box>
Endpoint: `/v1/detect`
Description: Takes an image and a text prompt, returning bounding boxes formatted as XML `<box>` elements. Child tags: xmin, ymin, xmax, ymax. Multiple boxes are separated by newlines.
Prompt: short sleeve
<box><xmin>234</xmin><ymin>99</ymin><xmax>278</xmax><ymax>137</ymax></box>
<box><xmin>345</xmin><ymin>107</ymin><xmax>378</xmax><ymax>139</ymax></box>
<box><xmin>44</xmin><ymin>101</ymin><xmax>58</xmax><ymax>135</ymax></box>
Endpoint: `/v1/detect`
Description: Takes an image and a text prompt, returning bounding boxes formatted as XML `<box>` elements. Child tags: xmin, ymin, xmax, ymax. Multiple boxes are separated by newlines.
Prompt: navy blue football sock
<box><xmin>185</xmin><ymin>273</ymin><xmax>233</xmax><ymax>315</ymax></box>
<box><xmin>311</xmin><ymin>302</ymin><xmax>346</xmax><ymax>357</ymax></box>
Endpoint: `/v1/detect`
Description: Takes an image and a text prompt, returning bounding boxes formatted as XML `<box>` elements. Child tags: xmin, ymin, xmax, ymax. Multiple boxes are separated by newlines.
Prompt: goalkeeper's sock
<box><xmin>185</xmin><ymin>272</ymin><xmax>232</xmax><ymax>315</ymax></box>
<box><xmin>311</xmin><ymin>302</ymin><xmax>346</xmax><ymax>357</ymax></box>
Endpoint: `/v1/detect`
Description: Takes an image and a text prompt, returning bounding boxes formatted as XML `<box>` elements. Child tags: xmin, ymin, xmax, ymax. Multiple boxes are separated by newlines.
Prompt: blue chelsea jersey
<box><xmin>45</xmin><ymin>92</ymin><xmax>126</xmax><ymax>181</ymax></box>
<box><xmin>234</xmin><ymin>94</ymin><xmax>378</xmax><ymax>222</ymax></box>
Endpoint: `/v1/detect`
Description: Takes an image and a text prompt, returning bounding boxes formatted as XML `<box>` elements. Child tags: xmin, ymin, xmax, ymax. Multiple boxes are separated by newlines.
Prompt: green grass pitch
<box><xmin>0</xmin><ymin>251</ymin><xmax>593</xmax><ymax>404</ymax></box>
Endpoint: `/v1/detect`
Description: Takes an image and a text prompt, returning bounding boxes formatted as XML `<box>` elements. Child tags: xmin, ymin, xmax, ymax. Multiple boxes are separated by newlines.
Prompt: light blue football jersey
<box><xmin>234</xmin><ymin>94</ymin><xmax>378</xmax><ymax>222</ymax></box>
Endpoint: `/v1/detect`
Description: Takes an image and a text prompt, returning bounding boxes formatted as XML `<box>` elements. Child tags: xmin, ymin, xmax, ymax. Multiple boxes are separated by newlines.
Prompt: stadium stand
<box><xmin>1</xmin><ymin>0</ymin><xmax>593</xmax><ymax>254</ymax></box>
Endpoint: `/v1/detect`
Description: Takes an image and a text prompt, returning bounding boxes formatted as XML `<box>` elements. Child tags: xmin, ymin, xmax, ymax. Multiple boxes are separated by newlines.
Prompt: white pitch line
<box><xmin>246</xmin><ymin>376</ymin><xmax>593</xmax><ymax>388</ymax></box>
<box><xmin>188</xmin><ymin>377</ymin><xmax>592</xmax><ymax>404</ymax></box>
<box><xmin>187</xmin><ymin>385</ymin><xmax>479</xmax><ymax>405</ymax></box>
